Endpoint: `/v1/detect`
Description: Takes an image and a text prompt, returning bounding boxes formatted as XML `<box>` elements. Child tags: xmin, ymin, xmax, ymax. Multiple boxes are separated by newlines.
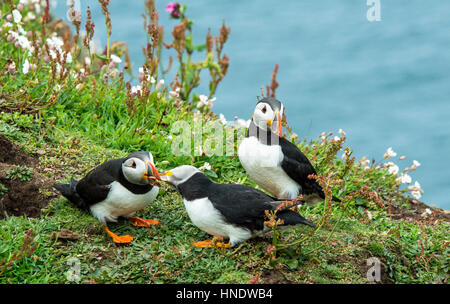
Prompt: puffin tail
<box><xmin>53</xmin><ymin>178</ymin><xmax>87</xmax><ymax>210</ymax></box>
<box><xmin>276</xmin><ymin>209</ymin><xmax>315</xmax><ymax>228</ymax></box>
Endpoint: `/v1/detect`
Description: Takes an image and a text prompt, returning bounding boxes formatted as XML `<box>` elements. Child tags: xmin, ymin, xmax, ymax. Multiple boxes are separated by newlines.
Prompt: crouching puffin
<box><xmin>53</xmin><ymin>151</ymin><xmax>162</xmax><ymax>244</ymax></box>
<box><xmin>160</xmin><ymin>165</ymin><xmax>314</xmax><ymax>248</ymax></box>
<box><xmin>238</xmin><ymin>97</ymin><xmax>340</xmax><ymax>204</ymax></box>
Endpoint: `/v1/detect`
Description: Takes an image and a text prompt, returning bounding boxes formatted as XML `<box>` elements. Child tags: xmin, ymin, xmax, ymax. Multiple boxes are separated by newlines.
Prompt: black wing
<box><xmin>279</xmin><ymin>137</ymin><xmax>325</xmax><ymax>198</ymax></box>
<box><xmin>207</xmin><ymin>183</ymin><xmax>277</xmax><ymax>232</ymax></box>
<box><xmin>75</xmin><ymin>158</ymin><xmax>125</xmax><ymax>206</ymax></box>
<box><xmin>208</xmin><ymin>183</ymin><xmax>315</xmax><ymax>230</ymax></box>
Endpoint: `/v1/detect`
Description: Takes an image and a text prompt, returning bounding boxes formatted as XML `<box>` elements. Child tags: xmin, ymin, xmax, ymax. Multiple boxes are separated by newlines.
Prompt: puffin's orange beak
<box><xmin>144</xmin><ymin>161</ymin><xmax>161</xmax><ymax>182</ymax></box>
<box><xmin>276</xmin><ymin>110</ymin><xmax>283</xmax><ymax>137</ymax></box>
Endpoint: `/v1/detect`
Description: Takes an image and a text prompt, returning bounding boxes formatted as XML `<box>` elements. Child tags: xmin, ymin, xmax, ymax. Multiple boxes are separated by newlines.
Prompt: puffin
<box><xmin>53</xmin><ymin>151</ymin><xmax>162</xmax><ymax>244</ymax></box>
<box><xmin>238</xmin><ymin>97</ymin><xmax>340</xmax><ymax>204</ymax></box>
<box><xmin>160</xmin><ymin>165</ymin><xmax>314</xmax><ymax>248</ymax></box>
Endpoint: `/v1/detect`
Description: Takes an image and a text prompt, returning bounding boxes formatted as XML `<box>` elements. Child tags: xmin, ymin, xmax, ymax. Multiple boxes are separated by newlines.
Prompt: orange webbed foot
<box><xmin>128</xmin><ymin>216</ymin><xmax>160</xmax><ymax>227</ymax></box>
<box><xmin>105</xmin><ymin>227</ymin><xmax>133</xmax><ymax>244</ymax></box>
<box><xmin>192</xmin><ymin>239</ymin><xmax>231</xmax><ymax>248</ymax></box>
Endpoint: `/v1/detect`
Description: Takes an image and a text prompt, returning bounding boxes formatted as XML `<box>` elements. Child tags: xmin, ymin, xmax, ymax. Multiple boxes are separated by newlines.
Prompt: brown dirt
<box><xmin>328</xmin><ymin>249</ymin><xmax>393</xmax><ymax>284</ymax></box>
<box><xmin>388</xmin><ymin>198</ymin><xmax>450</xmax><ymax>223</ymax></box>
<box><xmin>259</xmin><ymin>268</ymin><xmax>291</xmax><ymax>284</ymax></box>
<box><xmin>0</xmin><ymin>135</ymin><xmax>56</xmax><ymax>219</ymax></box>
<box><xmin>0</xmin><ymin>135</ymin><xmax>38</xmax><ymax>168</ymax></box>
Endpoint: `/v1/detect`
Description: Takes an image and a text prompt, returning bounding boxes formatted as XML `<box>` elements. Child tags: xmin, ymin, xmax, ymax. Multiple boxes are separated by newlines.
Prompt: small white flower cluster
<box><xmin>407</xmin><ymin>181</ymin><xmax>424</xmax><ymax>200</ymax></box>
<box><xmin>19</xmin><ymin>0</ymin><xmax>41</xmax><ymax>13</ymax></box>
<box><xmin>169</xmin><ymin>87</ymin><xmax>181</xmax><ymax>99</ymax></box>
<box><xmin>3</xmin><ymin>3</ymin><xmax>75</xmax><ymax>77</ymax></box>
<box><xmin>421</xmin><ymin>208</ymin><xmax>432</xmax><ymax>218</ymax></box>
<box><xmin>213</xmin><ymin>113</ymin><xmax>250</xmax><ymax>129</ymax></box>
<box><xmin>197</xmin><ymin>95</ymin><xmax>216</xmax><ymax>109</ymax></box>
<box><xmin>199</xmin><ymin>162</ymin><xmax>212</xmax><ymax>171</ymax></box>
<box><xmin>130</xmin><ymin>66</ymin><xmax>164</xmax><ymax>97</ymax></box>
<box><xmin>381</xmin><ymin>147</ymin><xmax>423</xmax><ymax>199</ymax></box>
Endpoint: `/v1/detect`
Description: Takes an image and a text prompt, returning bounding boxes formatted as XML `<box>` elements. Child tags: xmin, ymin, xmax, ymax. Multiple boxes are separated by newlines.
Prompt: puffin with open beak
<box><xmin>160</xmin><ymin>165</ymin><xmax>314</xmax><ymax>248</ymax></box>
<box><xmin>54</xmin><ymin>151</ymin><xmax>162</xmax><ymax>244</ymax></box>
<box><xmin>238</xmin><ymin>97</ymin><xmax>339</xmax><ymax>204</ymax></box>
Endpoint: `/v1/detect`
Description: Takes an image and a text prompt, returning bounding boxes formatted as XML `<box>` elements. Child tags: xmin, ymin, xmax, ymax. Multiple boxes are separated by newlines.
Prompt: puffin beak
<box><xmin>276</xmin><ymin>110</ymin><xmax>283</xmax><ymax>137</ymax></box>
<box><xmin>160</xmin><ymin>170</ymin><xmax>173</xmax><ymax>182</ymax></box>
<box><xmin>144</xmin><ymin>161</ymin><xmax>161</xmax><ymax>184</ymax></box>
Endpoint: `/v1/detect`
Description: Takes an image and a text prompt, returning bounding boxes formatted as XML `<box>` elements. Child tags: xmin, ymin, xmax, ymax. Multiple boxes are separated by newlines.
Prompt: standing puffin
<box><xmin>238</xmin><ymin>97</ymin><xmax>339</xmax><ymax>204</ymax></box>
<box><xmin>161</xmin><ymin>165</ymin><xmax>314</xmax><ymax>248</ymax></box>
<box><xmin>54</xmin><ymin>151</ymin><xmax>162</xmax><ymax>244</ymax></box>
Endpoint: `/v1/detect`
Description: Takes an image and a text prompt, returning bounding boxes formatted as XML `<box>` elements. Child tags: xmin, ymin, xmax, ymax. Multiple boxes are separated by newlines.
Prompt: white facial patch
<box><xmin>252</xmin><ymin>102</ymin><xmax>274</xmax><ymax>131</ymax></box>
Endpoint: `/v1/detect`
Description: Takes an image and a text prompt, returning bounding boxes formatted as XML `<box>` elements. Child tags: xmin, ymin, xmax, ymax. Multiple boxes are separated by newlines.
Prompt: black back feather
<box><xmin>177</xmin><ymin>173</ymin><xmax>315</xmax><ymax>232</ymax></box>
<box><xmin>54</xmin><ymin>153</ymin><xmax>155</xmax><ymax>210</ymax></box>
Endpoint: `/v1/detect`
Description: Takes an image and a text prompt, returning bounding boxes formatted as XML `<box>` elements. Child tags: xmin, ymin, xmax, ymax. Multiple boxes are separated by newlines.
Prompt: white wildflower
<box><xmin>22</xmin><ymin>58</ymin><xmax>30</xmax><ymax>74</ymax></box>
<box><xmin>84</xmin><ymin>57</ymin><xmax>91</xmax><ymax>65</ymax></box>
<box><xmin>17</xmin><ymin>35</ymin><xmax>32</xmax><ymax>51</ymax></box>
<box><xmin>383</xmin><ymin>147</ymin><xmax>397</xmax><ymax>159</ymax></box>
<box><xmin>65</xmin><ymin>52</ymin><xmax>72</xmax><ymax>63</ymax></box>
<box><xmin>385</xmin><ymin>162</ymin><xmax>399</xmax><ymax>175</ymax></box>
<box><xmin>197</xmin><ymin>94</ymin><xmax>216</xmax><ymax>108</ymax></box>
<box><xmin>411</xmin><ymin>191</ymin><xmax>422</xmax><ymax>200</ymax></box>
<box><xmin>333</xmin><ymin>135</ymin><xmax>340</xmax><ymax>142</ymax></box>
<box><xmin>2</xmin><ymin>22</ymin><xmax>14</xmax><ymax>31</ymax></box>
<box><xmin>396</xmin><ymin>173</ymin><xmax>412</xmax><ymax>184</ymax></box>
<box><xmin>169</xmin><ymin>87</ymin><xmax>180</xmax><ymax>98</ymax></box>
<box><xmin>131</xmin><ymin>85</ymin><xmax>142</xmax><ymax>95</ymax></box>
<box><xmin>408</xmin><ymin>181</ymin><xmax>423</xmax><ymax>199</ymax></box>
<box><xmin>156</xmin><ymin>79</ymin><xmax>164</xmax><ymax>90</ymax></box>
<box><xmin>338</xmin><ymin>129</ymin><xmax>346</xmax><ymax>137</ymax></box>
<box><xmin>421</xmin><ymin>208</ymin><xmax>432</xmax><ymax>217</ymax></box>
<box><xmin>24</xmin><ymin>11</ymin><xmax>36</xmax><ymax>21</ymax></box>
<box><xmin>110</xmin><ymin>54</ymin><xmax>121</xmax><ymax>63</ymax></box>
<box><xmin>12</xmin><ymin>9</ymin><xmax>22</xmax><ymax>23</ymax></box>
<box><xmin>388</xmin><ymin>164</ymin><xmax>399</xmax><ymax>175</ymax></box>
<box><xmin>360</xmin><ymin>157</ymin><xmax>370</xmax><ymax>169</ymax></box>
<box><xmin>199</xmin><ymin>162</ymin><xmax>211</xmax><ymax>171</ymax></box>
<box><xmin>46</xmin><ymin>35</ymin><xmax>64</xmax><ymax>49</ymax></box>
<box><xmin>218</xmin><ymin>113</ymin><xmax>227</xmax><ymax>125</ymax></box>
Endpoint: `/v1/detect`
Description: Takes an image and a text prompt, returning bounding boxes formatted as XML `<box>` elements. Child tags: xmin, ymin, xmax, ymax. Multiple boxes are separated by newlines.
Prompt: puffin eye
<box><xmin>262</xmin><ymin>106</ymin><xmax>267</xmax><ymax>114</ymax></box>
<box><xmin>131</xmin><ymin>161</ymin><xmax>136</xmax><ymax>169</ymax></box>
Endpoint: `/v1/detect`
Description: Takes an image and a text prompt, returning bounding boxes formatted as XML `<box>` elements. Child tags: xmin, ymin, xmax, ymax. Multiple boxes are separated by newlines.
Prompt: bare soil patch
<box><xmin>388</xmin><ymin>198</ymin><xmax>450</xmax><ymax>223</ymax></box>
<box><xmin>0</xmin><ymin>135</ymin><xmax>55</xmax><ymax>219</ymax></box>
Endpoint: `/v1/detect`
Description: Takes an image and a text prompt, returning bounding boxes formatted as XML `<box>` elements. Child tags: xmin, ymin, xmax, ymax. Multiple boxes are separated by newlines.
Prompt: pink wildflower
<box><xmin>165</xmin><ymin>2</ymin><xmax>181</xmax><ymax>18</ymax></box>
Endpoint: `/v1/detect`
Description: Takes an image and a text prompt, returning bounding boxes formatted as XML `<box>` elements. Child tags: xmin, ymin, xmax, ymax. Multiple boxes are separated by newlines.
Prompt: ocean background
<box><xmin>52</xmin><ymin>1</ymin><xmax>450</xmax><ymax>209</ymax></box>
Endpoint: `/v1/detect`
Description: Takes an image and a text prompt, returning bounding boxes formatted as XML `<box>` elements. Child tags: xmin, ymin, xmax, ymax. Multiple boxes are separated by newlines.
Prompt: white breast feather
<box><xmin>90</xmin><ymin>182</ymin><xmax>159</xmax><ymax>223</ymax></box>
<box><xmin>183</xmin><ymin>198</ymin><xmax>252</xmax><ymax>246</ymax></box>
<box><xmin>238</xmin><ymin>136</ymin><xmax>300</xmax><ymax>199</ymax></box>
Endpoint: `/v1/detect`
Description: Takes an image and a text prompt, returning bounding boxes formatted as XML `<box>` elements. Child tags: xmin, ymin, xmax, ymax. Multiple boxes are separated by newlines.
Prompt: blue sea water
<box><xmin>52</xmin><ymin>1</ymin><xmax>450</xmax><ymax>209</ymax></box>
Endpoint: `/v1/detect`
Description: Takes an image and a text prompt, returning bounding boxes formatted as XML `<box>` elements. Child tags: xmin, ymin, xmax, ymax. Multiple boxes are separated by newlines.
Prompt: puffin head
<box><xmin>160</xmin><ymin>165</ymin><xmax>201</xmax><ymax>187</ymax></box>
<box><xmin>122</xmin><ymin>151</ymin><xmax>161</xmax><ymax>186</ymax></box>
<box><xmin>252</xmin><ymin>97</ymin><xmax>285</xmax><ymax>136</ymax></box>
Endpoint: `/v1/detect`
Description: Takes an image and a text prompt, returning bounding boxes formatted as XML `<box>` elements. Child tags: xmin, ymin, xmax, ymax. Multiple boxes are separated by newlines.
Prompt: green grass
<box><xmin>0</xmin><ymin>123</ymin><xmax>447</xmax><ymax>284</ymax></box>
<box><xmin>0</xmin><ymin>0</ymin><xmax>448</xmax><ymax>284</ymax></box>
